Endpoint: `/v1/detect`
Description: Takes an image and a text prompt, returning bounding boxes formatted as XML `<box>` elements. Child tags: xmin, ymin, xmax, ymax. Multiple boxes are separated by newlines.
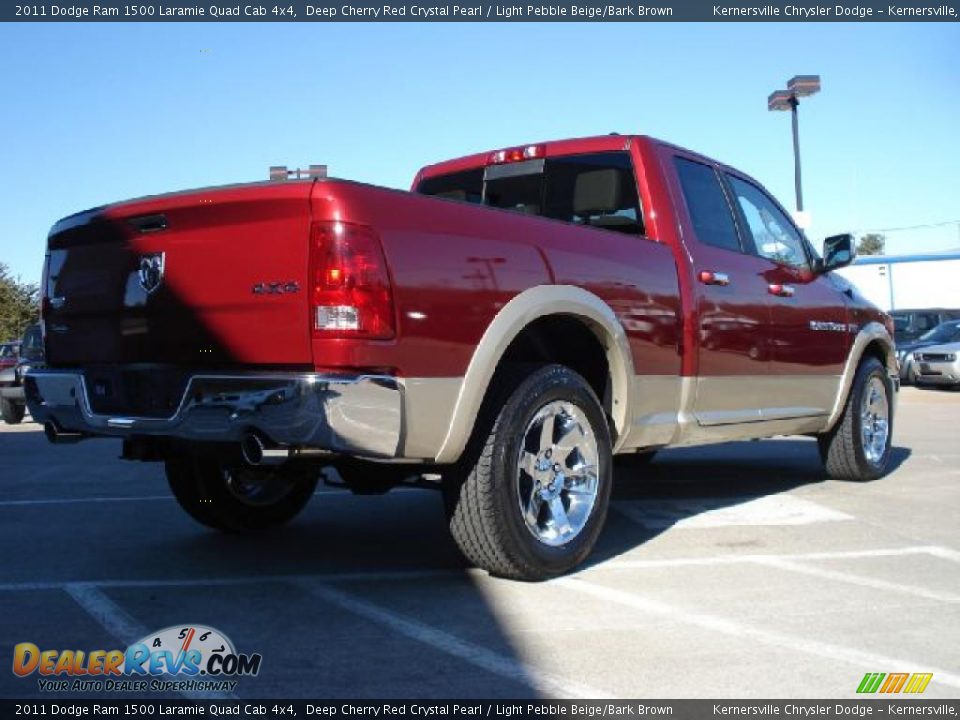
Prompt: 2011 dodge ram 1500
<box><xmin>26</xmin><ymin>134</ymin><xmax>898</xmax><ymax>580</ymax></box>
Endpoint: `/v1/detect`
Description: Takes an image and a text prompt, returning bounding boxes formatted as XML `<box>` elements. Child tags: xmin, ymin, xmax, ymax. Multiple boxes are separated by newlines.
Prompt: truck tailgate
<box><xmin>44</xmin><ymin>181</ymin><xmax>314</xmax><ymax>371</ymax></box>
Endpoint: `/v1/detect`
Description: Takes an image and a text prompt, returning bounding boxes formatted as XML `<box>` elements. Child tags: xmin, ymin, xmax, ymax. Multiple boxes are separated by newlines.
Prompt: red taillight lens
<box><xmin>309</xmin><ymin>221</ymin><xmax>395</xmax><ymax>339</ymax></box>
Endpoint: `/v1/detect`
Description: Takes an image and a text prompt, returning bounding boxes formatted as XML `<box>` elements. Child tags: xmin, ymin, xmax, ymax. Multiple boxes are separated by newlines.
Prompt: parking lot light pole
<box><xmin>767</xmin><ymin>75</ymin><xmax>821</xmax><ymax>214</ymax></box>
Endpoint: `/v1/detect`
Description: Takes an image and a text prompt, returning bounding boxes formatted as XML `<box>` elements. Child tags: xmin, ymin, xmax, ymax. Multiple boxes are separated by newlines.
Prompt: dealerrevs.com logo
<box><xmin>12</xmin><ymin>624</ymin><xmax>262</xmax><ymax>693</ymax></box>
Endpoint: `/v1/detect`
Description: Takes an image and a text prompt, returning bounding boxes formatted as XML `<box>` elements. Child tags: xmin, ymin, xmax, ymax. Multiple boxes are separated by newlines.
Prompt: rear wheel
<box><xmin>1</xmin><ymin>397</ymin><xmax>25</xmax><ymax>425</ymax></box>
<box><xmin>165</xmin><ymin>456</ymin><xmax>318</xmax><ymax>531</ymax></box>
<box><xmin>818</xmin><ymin>357</ymin><xmax>893</xmax><ymax>481</ymax></box>
<box><xmin>444</xmin><ymin>365</ymin><xmax>612</xmax><ymax>581</ymax></box>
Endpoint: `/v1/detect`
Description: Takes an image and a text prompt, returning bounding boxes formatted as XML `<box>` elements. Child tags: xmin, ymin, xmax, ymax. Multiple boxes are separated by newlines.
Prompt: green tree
<box><xmin>0</xmin><ymin>262</ymin><xmax>40</xmax><ymax>342</ymax></box>
<box><xmin>856</xmin><ymin>233</ymin><xmax>886</xmax><ymax>256</ymax></box>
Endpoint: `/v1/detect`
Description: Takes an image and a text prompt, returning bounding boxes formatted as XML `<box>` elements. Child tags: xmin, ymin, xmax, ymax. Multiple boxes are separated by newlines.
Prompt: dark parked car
<box><xmin>892</xmin><ymin>308</ymin><xmax>960</xmax><ymax>346</ymax></box>
<box><xmin>1</xmin><ymin>324</ymin><xmax>43</xmax><ymax>424</ymax></box>
<box><xmin>897</xmin><ymin>319</ymin><xmax>960</xmax><ymax>384</ymax></box>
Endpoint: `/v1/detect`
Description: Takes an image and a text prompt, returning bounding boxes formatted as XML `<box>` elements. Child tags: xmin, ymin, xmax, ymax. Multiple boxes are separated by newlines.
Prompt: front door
<box><xmin>723</xmin><ymin>172</ymin><xmax>849</xmax><ymax>418</ymax></box>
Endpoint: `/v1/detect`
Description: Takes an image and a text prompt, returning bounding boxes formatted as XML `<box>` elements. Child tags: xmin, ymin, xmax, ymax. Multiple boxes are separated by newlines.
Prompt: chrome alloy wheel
<box><xmin>516</xmin><ymin>400</ymin><xmax>600</xmax><ymax>547</ymax></box>
<box><xmin>860</xmin><ymin>376</ymin><xmax>890</xmax><ymax>465</ymax></box>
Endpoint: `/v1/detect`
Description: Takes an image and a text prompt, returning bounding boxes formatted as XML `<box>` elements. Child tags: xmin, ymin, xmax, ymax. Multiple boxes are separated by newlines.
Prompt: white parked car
<box><xmin>913</xmin><ymin>341</ymin><xmax>960</xmax><ymax>389</ymax></box>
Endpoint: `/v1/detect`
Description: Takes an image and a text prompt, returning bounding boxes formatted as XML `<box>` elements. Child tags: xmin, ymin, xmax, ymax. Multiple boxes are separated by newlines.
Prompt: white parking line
<box><xmin>595</xmin><ymin>545</ymin><xmax>948</xmax><ymax>570</ymax></box>
<box><xmin>66</xmin><ymin>584</ymin><xmax>152</xmax><ymax>643</ymax></box>
<box><xmin>553</xmin><ymin>576</ymin><xmax>960</xmax><ymax>689</ymax></box>
<box><xmin>614</xmin><ymin>495</ymin><xmax>851</xmax><ymax>529</ymax></box>
<box><xmin>0</xmin><ymin>489</ymin><xmax>365</xmax><ymax>507</ymax></box>
<box><xmin>65</xmin><ymin>584</ymin><xmax>236</xmax><ymax>701</ymax></box>
<box><xmin>926</xmin><ymin>546</ymin><xmax>960</xmax><ymax>563</ymax></box>
<box><xmin>0</xmin><ymin>496</ymin><xmax>175</xmax><ymax>507</ymax></box>
<box><xmin>3</xmin><ymin>546</ymin><xmax>958</xmax><ymax>593</ymax></box>
<box><xmin>1</xmin><ymin>569</ymin><xmax>464</xmax><ymax>593</ymax></box>
<box><xmin>751</xmin><ymin>557</ymin><xmax>960</xmax><ymax>604</ymax></box>
<box><xmin>300</xmin><ymin>581</ymin><xmax>615</xmax><ymax>700</ymax></box>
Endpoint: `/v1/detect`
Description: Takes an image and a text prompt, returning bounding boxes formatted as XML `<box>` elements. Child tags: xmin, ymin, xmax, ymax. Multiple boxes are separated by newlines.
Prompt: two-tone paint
<box><xmin>33</xmin><ymin>134</ymin><xmax>896</xmax><ymax>463</ymax></box>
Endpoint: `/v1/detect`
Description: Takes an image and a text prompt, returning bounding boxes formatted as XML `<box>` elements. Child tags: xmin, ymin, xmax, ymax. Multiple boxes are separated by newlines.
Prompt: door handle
<box><xmin>699</xmin><ymin>271</ymin><xmax>730</xmax><ymax>286</ymax></box>
<box><xmin>768</xmin><ymin>284</ymin><xmax>795</xmax><ymax>298</ymax></box>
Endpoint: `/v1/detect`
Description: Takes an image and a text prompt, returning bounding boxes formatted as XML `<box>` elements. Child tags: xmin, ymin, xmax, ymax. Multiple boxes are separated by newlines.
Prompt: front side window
<box><xmin>673</xmin><ymin>157</ymin><xmax>741</xmax><ymax>253</ymax></box>
<box><xmin>726</xmin><ymin>175</ymin><xmax>810</xmax><ymax>271</ymax></box>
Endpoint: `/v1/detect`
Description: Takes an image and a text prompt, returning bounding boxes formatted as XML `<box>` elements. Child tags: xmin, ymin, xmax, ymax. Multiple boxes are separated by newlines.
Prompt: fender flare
<box><xmin>824</xmin><ymin>321</ymin><xmax>898</xmax><ymax>431</ymax></box>
<box><xmin>434</xmin><ymin>285</ymin><xmax>635</xmax><ymax>464</ymax></box>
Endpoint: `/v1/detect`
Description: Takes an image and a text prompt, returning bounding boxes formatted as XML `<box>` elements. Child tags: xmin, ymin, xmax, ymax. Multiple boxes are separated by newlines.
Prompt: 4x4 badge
<box><xmin>138</xmin><ymin>253</ymin><xmax>165</xmax><ymax>295</ymax></box>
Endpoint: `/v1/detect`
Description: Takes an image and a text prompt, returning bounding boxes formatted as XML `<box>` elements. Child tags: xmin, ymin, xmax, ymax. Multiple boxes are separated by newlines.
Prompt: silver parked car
<box><xmin>913</xmin><ymin>341</ymin><xmax>960</xmax><ymax>389</ymax></box>
<box><xmin>897</xmin><ymin>320</ymin><xmax>960</xmax><ymax>384</ymax></box>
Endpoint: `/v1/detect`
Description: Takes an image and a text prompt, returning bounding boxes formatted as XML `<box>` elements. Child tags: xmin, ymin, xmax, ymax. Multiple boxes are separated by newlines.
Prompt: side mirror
<box><xmin>820</xmin><ymin>233</ymin><xmax>856</xmax><ymax>273</ymax></box>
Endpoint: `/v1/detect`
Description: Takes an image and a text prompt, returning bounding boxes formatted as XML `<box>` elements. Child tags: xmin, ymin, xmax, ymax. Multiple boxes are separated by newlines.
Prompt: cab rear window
<box><xmin>416</xmin><ymin>169</ymin><xmax>483</xmax><ymax>204</ymax></box>
<box><xmin>417</xmin><ymin>152</ymin><xmax>644</xmax><ymax>236</ymax></box>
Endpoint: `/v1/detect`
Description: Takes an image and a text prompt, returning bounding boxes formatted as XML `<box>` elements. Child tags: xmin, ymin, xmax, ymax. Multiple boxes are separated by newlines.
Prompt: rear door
<box><xmin>722</xmin><ymin>171</ymin><xmax>849</xmax><ymax>419</ymax></box>
<box><xmin>669</xmin><ymin>155</ymin><xmax>772</xmax><ymax>425</ymax></box>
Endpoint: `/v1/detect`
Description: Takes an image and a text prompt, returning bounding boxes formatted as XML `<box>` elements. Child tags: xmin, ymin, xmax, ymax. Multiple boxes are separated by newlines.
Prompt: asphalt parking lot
<box><xmin>1</xmin><ymin>386</ymin><xmax>958</xmax><ymax>700</ymax></box>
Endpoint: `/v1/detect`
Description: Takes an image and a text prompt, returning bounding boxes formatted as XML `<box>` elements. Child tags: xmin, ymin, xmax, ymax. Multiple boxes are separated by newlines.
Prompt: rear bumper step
<box><xmin>24</xmin><ymin>370</ymin><xmax>402</xmax><ymax>458</ymax></box>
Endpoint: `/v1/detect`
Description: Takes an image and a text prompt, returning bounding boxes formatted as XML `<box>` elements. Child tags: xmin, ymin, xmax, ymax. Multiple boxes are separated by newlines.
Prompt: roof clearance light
<box><xmin>489</xmin><ymin>144</ymin><xmax>544</xmax><ymax>164</ymax></box>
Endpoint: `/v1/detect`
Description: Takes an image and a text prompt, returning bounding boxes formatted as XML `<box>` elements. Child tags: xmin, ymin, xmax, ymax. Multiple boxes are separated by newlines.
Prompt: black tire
<box><xmin>818</xmin><ymin>357</ymin><xmax>894</xmax><ymax>481</ymax></box>
<box><xmin>444</xmin><ymin>364</ymin><xmax>613</xmax><ymax>581</ymax></box>
<box><xmin>165</xmin><ymin>455</ymin><xmax>318</xmax><ymax>531</ymax></box>
<box><xmin>1</xmin><ymin>398</ymin><xmax>25</xmax><ymax>425</ymax></box>
<box><xmin>903</xmin><ymin>364</ymin><xmax>918</xmax><ymax>386</ymax></box>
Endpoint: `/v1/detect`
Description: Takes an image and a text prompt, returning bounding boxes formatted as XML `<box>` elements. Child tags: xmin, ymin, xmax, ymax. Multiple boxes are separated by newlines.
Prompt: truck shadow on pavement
<box><xmin>590</xmin><ymin>438</ymin><xmax>911</xmax><ymax>567</ymax></box>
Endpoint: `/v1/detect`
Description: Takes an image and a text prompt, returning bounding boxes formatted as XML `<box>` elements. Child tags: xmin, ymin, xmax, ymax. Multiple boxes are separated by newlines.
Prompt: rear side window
<box><xmin>674</xmin><ymin>157</ymin><xmax>741</xmax><ymax>253</ymax></box>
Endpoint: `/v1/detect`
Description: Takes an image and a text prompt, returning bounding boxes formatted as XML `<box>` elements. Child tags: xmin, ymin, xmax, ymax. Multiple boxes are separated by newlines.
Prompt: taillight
<box><xmin>489</xmin><ymin>144</ymin><xmax>544</xmax><ymax>164</ymax></box>
<box><xmin>309</xmin><ymin>221</ymin><xmax>395</xmax><ymax>339</ymax></box>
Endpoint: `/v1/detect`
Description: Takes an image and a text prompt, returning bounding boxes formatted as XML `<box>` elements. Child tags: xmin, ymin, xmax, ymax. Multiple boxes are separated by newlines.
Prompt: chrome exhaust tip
<box><xmin>241</xmin><ymin>433</ymin><xmax>289</xmax><ymax>466</ymax></box>
<box><xmin>43</xmin><ymin>421</ymin><xmax>84</xmax><ymax>445</ymax></box>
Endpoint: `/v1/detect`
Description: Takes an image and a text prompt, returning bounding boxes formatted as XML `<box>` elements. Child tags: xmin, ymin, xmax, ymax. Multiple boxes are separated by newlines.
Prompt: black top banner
<box><xmin>2</xmin><ymin>699</ymin><xmax>960</xmax><ymax>718</ymax></box>
<box><xmin>5</xmin><ymin>0</ymin><xmax>960</xmax><ymax>21</ymax></box>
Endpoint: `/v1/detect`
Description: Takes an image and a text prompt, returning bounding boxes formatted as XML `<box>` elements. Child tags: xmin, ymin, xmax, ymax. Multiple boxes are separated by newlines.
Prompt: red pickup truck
<box><xmin>27</xmin><ymin>134</ymin><xmax>898</xmax><ymax>580</ymax></box>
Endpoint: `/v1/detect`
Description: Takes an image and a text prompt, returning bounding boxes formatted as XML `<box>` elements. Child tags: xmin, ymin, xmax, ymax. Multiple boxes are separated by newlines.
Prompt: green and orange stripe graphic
<box><xmin>857</xmin><ymin>672</ymin><xmax>933</xmax><ymax>694</ymax></box>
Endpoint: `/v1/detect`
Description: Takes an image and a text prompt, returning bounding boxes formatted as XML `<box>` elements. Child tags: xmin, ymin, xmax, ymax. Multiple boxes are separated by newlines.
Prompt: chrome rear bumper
<box><xmin>24</xmin><ymin>370</ymin><xmax>402</xmax><ymax>458</ymax></box>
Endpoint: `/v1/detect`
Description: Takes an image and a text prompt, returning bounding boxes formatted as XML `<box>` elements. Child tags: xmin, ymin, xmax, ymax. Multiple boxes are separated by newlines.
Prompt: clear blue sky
<box><xmin>1</xmin><ymin>22</ymin><xmax>958</xmax><ymax>283</ymax></box>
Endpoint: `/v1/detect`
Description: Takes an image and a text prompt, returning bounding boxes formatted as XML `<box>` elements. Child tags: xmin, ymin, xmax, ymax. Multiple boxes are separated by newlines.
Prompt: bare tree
<box><xmin>856</xmin><ymin>233</ymin><xmax>886</xmax><ymax>256</ymax></box>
